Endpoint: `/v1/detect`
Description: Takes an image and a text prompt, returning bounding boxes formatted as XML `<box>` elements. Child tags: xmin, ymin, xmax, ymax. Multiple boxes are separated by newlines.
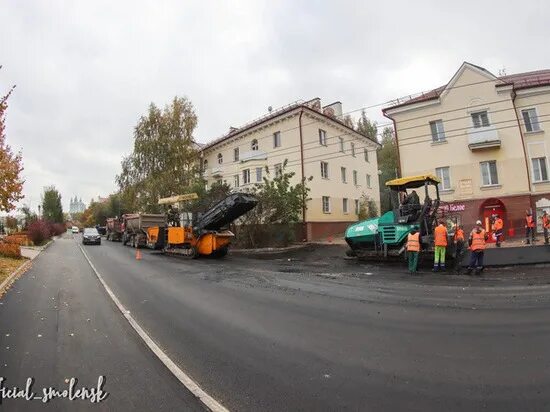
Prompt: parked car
<box><xmin>82</xmin><ymin>228</ymin><xmax>101</xmax><ymax>245</ymax></box>
<box><xmin>71</xmin><ymin>226</ymin><xmax>79</xmax><ymax>234</ymax></box>
<box><xmin>96</xmin><ymin>225</ymin><xmax>107</xmax><ymax>236</ymax></box>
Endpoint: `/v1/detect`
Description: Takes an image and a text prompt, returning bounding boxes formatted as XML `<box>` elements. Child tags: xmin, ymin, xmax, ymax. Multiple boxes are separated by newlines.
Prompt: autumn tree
<box><xmin>0</xmin><ymin>75</ymin><xmax>24</xmax><ymax>212</ymax></box>
<box><xmin>377</xmin><ymin>127</ymin><xmax>399</xmax><ymax>213</ymax></box>
<box><xmin>116</xmin><ymin>96</ymin><xmax>200</xmax><ymax>212</ymax></box>
<box><xmin>42</xmin><ymin>186</ymin><xmax>64</xmax><ymax>223</ymax></box>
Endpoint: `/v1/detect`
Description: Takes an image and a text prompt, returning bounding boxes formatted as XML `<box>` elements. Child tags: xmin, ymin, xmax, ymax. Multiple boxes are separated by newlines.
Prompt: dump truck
<box><xmin>122</xmin><ymin>213</ymin><xmax>167</xmax><ymax>248</ymax></box>
<box><xmin>345</xmin><ymin>174</ymin><xmax>458</xmax><ymax>260</ymax></box>
<box><xmin>148</xmin><ymin>192</ymin><xmax>258</xmax><ymax>258</ymax></box>
<box><xmin>106</xmin><ymin>218</ymin><xmax>123</xmax><ymax>241</ymax></box>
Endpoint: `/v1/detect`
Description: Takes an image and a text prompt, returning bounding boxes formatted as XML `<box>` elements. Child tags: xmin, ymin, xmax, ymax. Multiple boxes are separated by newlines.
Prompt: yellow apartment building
<box><xmin>200</xmin><ymin>98</ymin><xmax>380</xmax><ymax>240</ymax></box>
<box><xmin>383</xmin><ymin>62</ymin><xmax>550</xmax><ymax>239</ymax></box>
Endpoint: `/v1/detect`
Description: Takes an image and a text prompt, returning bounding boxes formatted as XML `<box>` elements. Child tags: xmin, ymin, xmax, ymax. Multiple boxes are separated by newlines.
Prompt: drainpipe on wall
<box><xmin>382</xmin><ymin>111</ymin><xmax>401</xmax><ymax>178</ymax></box>
<box><xmin>299</xmin><ymin>109</ymin><xmax>307</xmax><ymax>241</ymax></box>
<box><xmin>511</xmin><ymin>91</ymin><xmax>532</xmax><ymax>191</ymax></box>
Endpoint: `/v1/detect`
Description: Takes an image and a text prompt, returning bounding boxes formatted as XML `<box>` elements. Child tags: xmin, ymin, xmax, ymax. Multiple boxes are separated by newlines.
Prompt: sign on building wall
<box><xmin>458</xmin><ymin>179</ymin><xmax>473</xmax><ymax>196</ymax></box>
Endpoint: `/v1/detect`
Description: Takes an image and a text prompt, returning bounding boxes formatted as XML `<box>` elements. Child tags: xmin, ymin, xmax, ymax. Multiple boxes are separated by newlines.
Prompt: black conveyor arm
<box><xmin>195</xmin><ymin>193</ymin><xmax>258</xmax><ymax>232</ymax></box>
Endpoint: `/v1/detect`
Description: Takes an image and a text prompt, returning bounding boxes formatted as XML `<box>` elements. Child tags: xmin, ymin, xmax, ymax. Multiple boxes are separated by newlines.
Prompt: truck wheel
<box><xmin>212</xmin><ymin>246</ymin><xmax>228</xmax><ymax>258</ymax></box>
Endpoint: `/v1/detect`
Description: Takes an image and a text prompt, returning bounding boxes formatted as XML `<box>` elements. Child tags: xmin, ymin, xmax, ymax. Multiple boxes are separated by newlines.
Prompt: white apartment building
<box><xmin>200</xmin><ymin>98</ymin><xmax>380</xmax><ymax>240</ymax></box>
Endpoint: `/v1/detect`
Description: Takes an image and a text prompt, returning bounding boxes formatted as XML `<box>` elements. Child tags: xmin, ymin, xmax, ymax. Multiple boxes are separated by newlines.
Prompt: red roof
<box><xmin>384</xmin><ymin>66</ymin><xmax>550</xmax><ymax>112</ymax></box>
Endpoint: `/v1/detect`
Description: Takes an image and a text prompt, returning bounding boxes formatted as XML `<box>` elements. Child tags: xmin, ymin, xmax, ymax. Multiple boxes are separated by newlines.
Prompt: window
<box><xmin>532</xmin><ymin>157</ymin><xmax>548</xmax><ymax>182</ymax></box>
<box><xmin>339</xmin><ymin>137</ymin><xmax>345</xmax><ymax>152</ymax></box>
<box><xmin>353</xmin><ymin>170</ymin><xmax>358</xmax><ymax>186</ymax></box>
<box><xmin>320</xmin><ymin>161</ymin><xmax>329</xmax><ymax>179</ymax></box>
<box><xmin>273</xmin><ymin>131</ymin><xmax>281</xmax><ymax>148</ymax></box>
<box><xmin>351</xmin><ymin>143</ymin><xmax>356</xmax><ymax>157</ymax></box>
<box><xmin>217</xmin><ymin>153</ymin><xmax>223</xmax><ymax>164</ymax></box>
<box><xmin>429</xmin><ymin>120</ymin><xmax>446</xmax><ymax>142</ymax></box>
<box><xmin>256</xmin><ymin>167</ymin><xmax>263</xmax><ymax>182</ymax></box>
<box><xmin>480</xmin><ymin>161</ymin><xmax>499</xmax><ymax>186</ymax></box>
<box><xmin>243</xmin><ymin>169</ymin><xmax>250</xmax><ymax>185</ymax></box>
<box><xmin>366</xmin><ymin>174</ymin><xmax>371</xmax><ymax>188</ymax></box>
<box><xmin>364</xmin><ymin>148</ymin><xmax>369</xmax><ymax>162</ymax></box>
<box><xmin>322</xmin><ymin>196</ymin><xmax>331</xmax><ymax>213</ymax></box>
<box><xmin>471</xmin><ymin>111</ymin><xmax>490</xmax><ymax>128</ymax></box>
<box><xmin>203</xmin><ymin>159</ymin><xmax>208</xmax><ymax>171</ymax></box>
<box><xmin>355</xmin><ymin>199</ymin><xmax>359</xmax><ymax>215</ymax></box>
<box><xmin>435</xmin><ymin>166</ymin><xmax>451</xmax><ymax>190</ymax></box>
<box><xmin>341</xmin><ymin>167</ymin><xmax>347</xmax><ymax>183</ymax></box>
<box><xmin>522</xmin><ymin>108</ymin><xmax>541</xmax><ymax>132</ymax></box>
<box><xmin>274</xmin><ymin>163</ymin><xmax>283</xmax><ymax>178</ymax></box>
<box><xmin>251</xmin><ymin>139</ymin><xmax>258</xmax><ymax>151</ymax></box>
<box><xmin>343</xmin><ymin>198</ymin><xmax>349</xmax><ymax>214</ymax></box>
<box><xmin>234</xmin><ymin>147</ymin><xmax>240</xmax><ymax>162</ymax></box>
<box><xmin>319</xmin><ymin>129</ymin><xmax>327</xmax><ymax>146</ymax></box>
<box><xmin>233</xmin><ymin>174</ymin><xmax>240</xmax><ymax>187</ymax></box>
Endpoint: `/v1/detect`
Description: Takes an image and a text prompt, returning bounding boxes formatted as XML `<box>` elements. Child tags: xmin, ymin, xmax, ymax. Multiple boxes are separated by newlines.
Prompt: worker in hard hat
<box><xmin>467</xmin><ymin>220</ymin><xmax>488</xmax><ymax>276</ymax></box>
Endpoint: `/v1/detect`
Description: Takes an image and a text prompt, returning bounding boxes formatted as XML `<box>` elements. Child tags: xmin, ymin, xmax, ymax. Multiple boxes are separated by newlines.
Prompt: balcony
<box><xmin>240</xmin><ymin>150</ymin><xmax>268</xmax><ymax>163</ymax></box>
<box><xmin>210</xmin><ymin>166</ymin><xmax>224</xmax><ymax>177</ymax></box>
<box><xmin>468</xmin><ymin>126</ymin><xmax>501</xmax><ymax>150</ymax></box>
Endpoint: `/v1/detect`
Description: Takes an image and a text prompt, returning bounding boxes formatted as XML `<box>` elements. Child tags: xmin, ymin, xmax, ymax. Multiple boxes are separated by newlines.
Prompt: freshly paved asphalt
<box><xmin>3</xmin><ymin>237</ymin><xmax>550</xmax><ymax>411</ymax></box>
<box><xmin>0</xmin><ymin>236</ymin><xmax>203</xmax><ymax>411</ymax></box>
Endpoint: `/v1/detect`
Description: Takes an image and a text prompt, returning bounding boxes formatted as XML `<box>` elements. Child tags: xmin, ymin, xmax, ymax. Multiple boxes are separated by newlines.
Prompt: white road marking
<box><xmin>78</xmin><ymin>243</ymin><xmax>229</xmax><ymax>412</ymax></box>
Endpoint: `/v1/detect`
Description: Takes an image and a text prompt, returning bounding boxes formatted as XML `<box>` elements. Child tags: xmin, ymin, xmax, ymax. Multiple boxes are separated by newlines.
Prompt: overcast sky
<box><xmin>1</xmin><ymin>0</ymin><xmax>549</xmax><ymax>213</ymax></box>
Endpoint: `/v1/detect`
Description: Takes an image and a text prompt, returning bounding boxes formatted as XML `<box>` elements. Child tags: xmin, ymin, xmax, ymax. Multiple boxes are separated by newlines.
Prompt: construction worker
<box><xmin>406</xmin><ymin>227</ymin><xmax>421</xmax><ymax>274</ymax></box>
<box><xmin>467</xmin><ymin>220</ymin><xmax>488</xmax><ymax>276</ymax></box>
<box><xmin>453</xmin><ymin>224</ymin><xmax>466</xmax><ymax>274</ymax></box>
<box><xmin>525</xmin><ymin>210</ymin><xmax>536</xmax><ymax>244</ymax></box>
<box><xmin>433</xmin><ymin>220</ymin><xmax>448</xmax><ymax>272</ymax></box>
<box><xmin>492</xmin><ymin>214</ymin><xmax>504</xmax><ymax>247</ymax></box>
<box><xmin>542</xmin><ymin>211</ymin><xmax>550</xmax><ymax>244</ymax></box>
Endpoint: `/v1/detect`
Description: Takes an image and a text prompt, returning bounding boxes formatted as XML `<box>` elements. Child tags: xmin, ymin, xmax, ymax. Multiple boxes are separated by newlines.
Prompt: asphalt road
<box><xmin>0</xmin><ymin>236</ymin><xmax>203</xmax><ymax>411</ymax></box>
<box><xmin>75</xmin><ymin>238</ymin><xmax>550</xmax><ymax>411</ymax></box>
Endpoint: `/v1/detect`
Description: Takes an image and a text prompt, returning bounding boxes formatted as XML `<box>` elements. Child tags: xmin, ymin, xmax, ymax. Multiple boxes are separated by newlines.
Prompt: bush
<box><xmin>28</xmin><ymin>220</ymin><xmax>51</xmax><ymax>245</ymax></box>
<box><xmin>48</xmin><ymin>222</ymin><xmax>66</xmax><ymax>237</ymax></box>
<box><xmin>4</xmin><ymin>234</ymin><xmax>32</xmax><ymax>246</ymax></box>
<box><xmin>0</xmin><ymin>241</ymin><xmax>22</xmax><ymax>258</ymax></box>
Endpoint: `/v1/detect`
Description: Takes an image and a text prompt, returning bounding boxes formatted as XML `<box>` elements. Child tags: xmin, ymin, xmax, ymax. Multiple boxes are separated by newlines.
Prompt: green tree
<box><xmin>19</xmin><ymin>204</ymin><xmax>37</xmax><ymax>229</ymax></box>
<box><xmin>238</xmin><ymin>160</ymin><xmax>311</xmax><ymax>247</ymax></box>
<box><xmin>377</xmin><ymin>127</ymin><xmax>399</xmax><ymax>213</ymax></box>
<box><xmin>357</xmin><ymin>194</ymin><xmax>379</xmax><ymax>220</ymax></box>
<box><xmin>355</xmin><ymin>110</ymin><xmax>378</xmax><ymax>141</ymax></box>
<box><xmin>42</xmin><ymin>186</ymin><xmax>64</xmax><ymax>223</ymax></box>
<box><xmin>0</xmin><ymin>80</ymin><xmax>24</xmax><ymax>212</ymax></box>
<box><xmin>116</xmin><ymin>96</ymin><xmax>200</xmax><ymax>212</ymax></box>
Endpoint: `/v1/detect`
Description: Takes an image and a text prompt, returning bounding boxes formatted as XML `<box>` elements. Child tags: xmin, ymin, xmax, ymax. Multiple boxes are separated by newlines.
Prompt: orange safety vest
<box><xmin>543</xmin><ymin>215</ymin><xmax>550</xmax><ymax>229</ymax></box>
<box><xmin>493</xmin><ymin>218</ymin><xmax>503</xmax><ymax>231</ymax></box>
<box><xmin>471</xmin><ymin>229</ymin><xmax>486</xmax><ymax>251</ymax></box>
<box><xmin>454</xmin><ymin>228</ymin><xmax>465</xmax><ymax>242</ymax></box>
<box><xmin>407</xmin><ymin>232</ymin><xmax>420</xmax><ymax>252</ymax></box>
<box><xmin>526</xmin><ymin>215</ymin><xmax>535</xmax><ymax>228</ymax></box>
<box><xmin>434</xmin><ymin>225</ymin><xmax>448</xmax><ymax>247</ymax></box>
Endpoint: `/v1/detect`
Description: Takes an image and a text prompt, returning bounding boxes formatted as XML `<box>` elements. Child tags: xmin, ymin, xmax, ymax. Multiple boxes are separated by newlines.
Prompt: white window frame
<box><xmin>353</xmin><ymin>170</ymin><xmax>358</xmax><ymax>186</ymax></box>
<box><xmin>522</xmin><ymin>108</ymin><xmax>542</xmax><ymax>133</ymax></box>
<box><xmin>320</xmin><ymin>161</ymin><xmax>329</xmax><ymax>179</ymax></box>
<box><xmin>319</xmin><ymin>129</ymin><xmax>327</xmax><ymax>146</ymax></box>
<box><xmin>343</xmin><ymin>198</ymin><xmax>349</xmax><ymax>214</ymax></box>
<box><xmin>251</xmin><ymin>139</ymin><xmax>259</xmax><ymax>151</ymax></box>
<box><xmin>354</xmin><ymin>199</ymin><xmax>359</xmax><ymax>215</ymax></box>
<box><xmin>256</xmin><ymin>167</ymin><xmax>263</xmax><ymax>182</ymax></box>
<box><xmin>480</xmin><ymin>160</ymin><xmax>499</xmax><ymax>186</ymax></box>
<box><xmin>471</xmin><ymin>111</ymin><xmax>490</xmax><ymax>128</ymax></box>
<box><xmin>429</xmin><ymin>119</ymin><xmax>446</xmax><ymax>142</ymax></box>
<box><xmin>233</xmin><ymin>147</ymin><xmax>239</xmax><ymax>162</ymax></box>
<box><xmin>366</xmin><ymin>174</ymin><xmax>371</xmax><ymax>188</ymax></box>
<box><xmin>341</xmin><ymin>167</ymin><xmax>347</xmax><ymax>183</ymax></box>
<box><xmin>273</xmin><ymin>131</ymin><xmax>281</xmax><ymax>148</ymax></box>
<box><xmin>351</xmin><ymin>142</ymin><xmax>356</xmax><ymax>157</ymax></box>
<box><xmin>532</xmin><ymin>157</ymin><xmax>549</xmax><ymax>182</ymax></box>
<box><xmin>364</xmin><ymin>148</ymin><xmax>369</xmax><ymax>162</ymax></box>
<box><xmin>339</xmin><ymin>137</ymin><xmax>345</xmax><ymax>152</ymax></box>
<box><xmin>217</xmin><ymin>153</ymin><xmax>223</xmax><ymax>164</ymax></box>
<box><xmin>203</xmin><ymin>159</ymin><xmax>208</xmax><ymax>171</ymax></box>
<box><xmin>322</xmin><ymin>196</ymin><xmax>331</xmax><ymax>213</ymax></box>
<box><xmin>435</xmin><ymin>166</ymin><xmax>451</xmax><ymax>191</ymax></box>
<box><xmin>242</xmin><ymin>169</ymin><xmax>250</xmax><ymax>185</ymax></box>
<box><xmin>234</xmin><ymin>174</ymin><xmax>240</xmax><ymax>187</ymax></box>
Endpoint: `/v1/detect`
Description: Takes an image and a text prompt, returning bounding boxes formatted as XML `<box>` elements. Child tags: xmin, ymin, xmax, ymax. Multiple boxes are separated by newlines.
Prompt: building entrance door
<box><xmin>480</xmin><ymin>198</ymin><xmax>506</xmax><ymax>243</ymax></box>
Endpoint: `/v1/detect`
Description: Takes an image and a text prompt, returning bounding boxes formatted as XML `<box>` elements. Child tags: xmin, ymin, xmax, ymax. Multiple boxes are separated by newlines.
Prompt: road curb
<box><xmin>78</xmin><ymin>243</ymin><xmax>229</xmax><ymax>412</ymax></box>
<box><xmin>231</xmin><ymin>243</ymin><xmax>310</xmax><ymax>254</ymax></box>
<box><xmin>0</xmin><ymin>258</ymin><xmax>33</xmax><ymax>296</ymax></box>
